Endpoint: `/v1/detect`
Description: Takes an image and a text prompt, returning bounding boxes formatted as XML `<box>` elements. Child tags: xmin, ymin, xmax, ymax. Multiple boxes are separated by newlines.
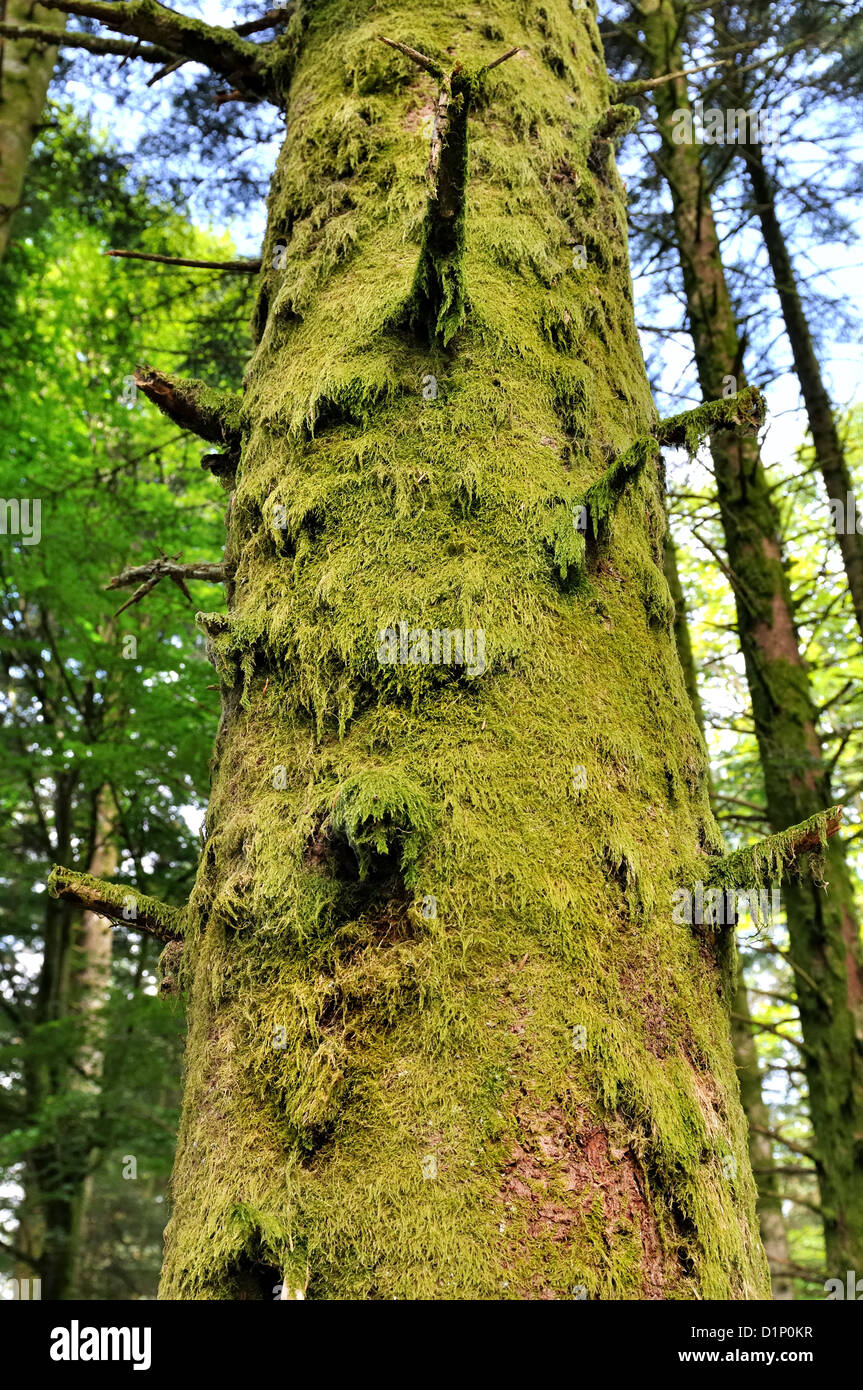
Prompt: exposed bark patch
<box><xmin>500</xmin><ymin>1103</ymin><xmax>671</xmax><ymax>1298</ymax></box>
<box><xmin>752</xmin><ymin>587</ymin><xmax>805</xmax><ymax>667</ymax></box>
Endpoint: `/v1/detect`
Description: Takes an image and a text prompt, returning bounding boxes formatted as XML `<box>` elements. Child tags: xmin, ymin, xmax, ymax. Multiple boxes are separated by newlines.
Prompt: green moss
<box><xmin>329</xmin><ymin>767</ymin><xmax>436</xmax><ymax>882</ymax></box>
<box><xmin>655</xmin><ymin>387</ymin><xmax>766</xmax><ymax>456</ymax></box>
<box><xmin>704</xmin><ymin>807</ymin><xmax>842</xmax><ymax>891</ymax></box>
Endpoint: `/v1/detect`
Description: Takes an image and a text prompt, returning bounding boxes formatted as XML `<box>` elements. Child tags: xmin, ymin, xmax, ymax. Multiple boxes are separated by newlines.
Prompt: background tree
<box><xmin>617</xmin><ymin>0</ymin><xmax>863</xmax><ymax>1276</ymax></box>
<box><xmin>0</xmin><ymin>107</ymin><xmax>252</xmax><ymax>1296</ymax></box>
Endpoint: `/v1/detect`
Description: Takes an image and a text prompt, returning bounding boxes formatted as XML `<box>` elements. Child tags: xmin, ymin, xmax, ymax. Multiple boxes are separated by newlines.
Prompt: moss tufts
<box><xmin>655</xmin><ymin>387</ymin><xmax>766</xmax><ymax>456</ymax></box>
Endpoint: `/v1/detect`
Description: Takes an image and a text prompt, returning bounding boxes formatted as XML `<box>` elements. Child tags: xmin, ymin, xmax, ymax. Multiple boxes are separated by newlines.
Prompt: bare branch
<box><xmin>615</xmin><ymin>57</ymin><xmax>733</xmax><ymax>99</ymax></box>
<box><xmin>749</xmin><ymin>1124</ymin><xmax>812</xmax><ymax>1159</ymax></box>
<box><xmin>483</xmin><ymin>46</ymin><xmax>521</xmax><ymax>73</ymax></box>
<box><xmin>378</xmin><ymin>35</ymin><xmax>442</xmax><ymax>81</ymax></box>
<box><xmin>106</xmin><ymin>249</ymin><xmax>261</xmax><ymax>273</ymax></box>
<box><xmin>106</xmin><ymin>554</ymin><xmax>227</xmax><ymax>615</ymax></box>
<box><xmin>0</xmin><ymin>1237</ymin><xmax>43</xmax><ymax>1275</ymax></box>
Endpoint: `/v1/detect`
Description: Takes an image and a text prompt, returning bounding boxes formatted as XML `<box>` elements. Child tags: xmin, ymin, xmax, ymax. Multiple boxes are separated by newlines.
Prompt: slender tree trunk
<box><xmin>66</xmin><ymin>789</ymin><xmax>117</xmax><ymax>1296</ymax></box>
<box><xmin>730</xmin><ymin>976</ymin><xmax>795</xmax><ymax>1298</ymax></box>
<box><xmin>151</xmin><ymin>1</ymin><xmax>769</xmax><ymax>1301</ymax></box>
<box><xmin>664</xmin><ymin>532</ymin><xmax>795</xmax><ymax>1296</ymax></box>
<box><xmin>663</xmin><ymin>531</ymin><xmax>707</xmax><ymax>745</ymax></box>
<box><xmin>19</xmin><ymin>783</ymin><xmax>116</xmax><ymax>1299</ymax></box>
<box><xmin>637</xmin><ymin>0</ymin><xmax>863</xmax><ymax>1275</ymax></box>
<box><xmin>742</xmin><ymin>142</ymin><xmax>863</xmax><ymax>638</ymax></box>
<box><xmin>0</xmin><ymin>1</ymin><xmax>64</xmax><ymax>258</ymax></box>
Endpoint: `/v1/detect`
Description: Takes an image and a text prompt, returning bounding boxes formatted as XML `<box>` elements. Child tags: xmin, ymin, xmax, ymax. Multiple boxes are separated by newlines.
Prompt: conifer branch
<box><xmin>483</xmin><ymin>46</ymin><xmax>521</xmax><ymax>73</ymax></box>
<box><xmin>749</xmin><ymin>1124</ymin><xmax>812</xmax><ymax>1159</ymax></box>
<box><xmin>201</xmin><ymin>450</ymin><xmax>239</xmax><ymax>481</ymax></box>
<box><xmin>614</xmin><ymin>58</ymin><xmax>734</xmax><ymax>100</ymax></box>
<box><xmin>0</xmin><ymin>21</ymin><xmax>172</xmax><ymax>62</ymax></box>
<box><xmin>593</xmin><ymin>103</ymin><xmax>641</xmax><ymax>142</ymax></box>
<box><xmin>34</xmin><ymin>0</ymin><xmax>275</xmax><ymax>97</ymax></box>
<box><xmin>48</xmin><ymin>866</ymin><xmax>185</xmax><ymax>943</ymax></box>
<box><xmin>133</xmin><ymin>367</ymin><xmax>243</xmax><ymax>447</ymax></box>
<box><xmin>384</xmin><ymin>38</ymin><xmax>521</xmax><ymax>344</ymax></box>
<box><xmin>570</xmin><ymin>388</ymin><xmax>767</xmax><ymax>544</ymax></box>
<box><xmin>655</xmin><ymin>386</ymin><xmax>766</xmax><ymax>452</ymax></box>
<box><xmin>406</xmin><ymin>64</ymin><xmax>473</xmax><ymax>344</ymax></box>
<box><xmin>213</xmin><ymin>88</ymin><xmax>256</xmax><ymax>106</ymax></box>
<box><xmin>578</xmin><ymin>437</ymin><xmax>660</xmax><ymax>542</ymax></box>
<box><xmin>107</xmin><ymin>249</ymin><xmax>261</xmax><ymax>273</ymax></box>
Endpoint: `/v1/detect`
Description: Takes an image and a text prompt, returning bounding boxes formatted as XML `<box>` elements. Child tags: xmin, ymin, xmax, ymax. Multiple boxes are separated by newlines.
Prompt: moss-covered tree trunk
<box><xmin>636</xmin><ymin>0</ymin><xmax>863</xmax><ymax>1276</ymax></box>
<box><xmin>0</xmin><ymin>1</ymin><xmax>64</xmax><ymax>258</ymax></box>
<box><xmin>135</xmin><ymin>0</ymin><xmax>774</xmax><ymax>1301</ymax></box>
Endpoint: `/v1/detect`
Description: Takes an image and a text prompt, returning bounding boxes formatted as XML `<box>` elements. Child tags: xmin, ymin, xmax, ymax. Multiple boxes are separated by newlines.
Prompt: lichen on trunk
<box><xmin>153</xmin><ymin>0</ymin><xmax>770</xmax><ymax>1300</ymax></box>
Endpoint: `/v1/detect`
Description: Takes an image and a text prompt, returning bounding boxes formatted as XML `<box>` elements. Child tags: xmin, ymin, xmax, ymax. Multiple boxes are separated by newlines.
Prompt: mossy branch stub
<box><xmin>134</xmin><ymin>366</ymin><xmax>244</xmax><ymax>446</ymax></box>
<box><xmin>705</xmin><ymin>807</ymin><xmax>844</xmax><ymax>892</ymax></box>
<box><xmin>48</xmin><ymin>865</ymin><xmax>186</xmax><ymax>942</ymax></box>
<box><xmin>655</xmin><ymin>387</ymin><xmax>766</xmax><ymax>455</ymax></box>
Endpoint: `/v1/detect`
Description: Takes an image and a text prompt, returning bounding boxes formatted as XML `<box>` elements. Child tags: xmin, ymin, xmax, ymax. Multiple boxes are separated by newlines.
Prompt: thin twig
<box><xmin>106</xmin><ymin>249</ymin><xmax>261</xmax><ymax>273</ymax></box>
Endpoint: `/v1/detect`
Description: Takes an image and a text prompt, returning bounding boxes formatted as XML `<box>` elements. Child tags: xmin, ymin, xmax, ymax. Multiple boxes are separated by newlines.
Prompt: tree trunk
<box><xmin>154</xmin><ymin>2</ymin><xmax>769</xmax><ymax>1300</ymax></box>
<box><xmin>664</xmin><ymin>531</ymin><xmax>794</xmax><ymax>1295</ymax></box>
<box><xmin>0</xmin><ymin>1</ymin><xmax>64</xmax><ymax>258</ymax></box>
<box><xmin>742</xmin><ymin>140</ymin><xmax>863</xmax><ymax>640</ymax></box>
<box><xmin>19</xmin><ymin>783</ymin><xmax>116</xmax><ymax>1299</ymax></box>
<box><xmin>730</xmin><ymin>976</ymin><xmax>794</xmax><ymax>1299</ymax></box>
<box><xmin>663</xmin><ymin>531</ymin><xmax>707</xmax><ymax>747</ymax></box>
<box><xmin>637</xmin><ymin>0</ymin><xmax>863</xmax><ymax>1276</ymax></box>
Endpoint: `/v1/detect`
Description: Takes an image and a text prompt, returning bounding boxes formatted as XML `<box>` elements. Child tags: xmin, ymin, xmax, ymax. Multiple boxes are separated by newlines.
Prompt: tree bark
<box><xmin>742</xmin><ymin>140</ymin><xmax>863</xmax><ymax>640</ymax></box>
<box><xmin>730</xmin><ymin>976</ymin><xmax>795</xmax><ymax>1299</ymax></box>
<box><xmin>149</xmin><ymin>2</ymin><xmax>769</xmax><ymax>1300</ymax></box>
<box><xmin>0</xmin><ymin>0</ymin><xmax>64</xmax><ymax>258</ymax></box>
<box><xmin>17</xmin><ymin>778</ymin><xmax>119</xmax><ymax>1299</ymax></box>
<box><xmin>637</xmin><ymin>0</ymin><xmax>863</xmax><ymax>1276</ymax></box>
<box><xmin>664</xmin><ymin>531</ymin><xmax>795</xmax><ymax>1296</ymax></box>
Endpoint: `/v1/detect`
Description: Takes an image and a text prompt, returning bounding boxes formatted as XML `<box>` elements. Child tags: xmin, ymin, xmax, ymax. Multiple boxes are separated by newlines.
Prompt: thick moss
<box><xmin>157</xmin><ymin>0</ymin><xmax>769</xmax><ymax>1300</ymax></box>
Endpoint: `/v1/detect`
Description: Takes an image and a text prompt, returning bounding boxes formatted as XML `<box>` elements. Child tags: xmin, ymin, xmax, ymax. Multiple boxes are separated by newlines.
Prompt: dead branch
<box><xmin>106</xmin><ymin>553</ymin><xmax>227</xmax><ymax>614</ymax></box>
<box><xmin>107</xmin><ymin>249</ymin><xmax>261</xmax><ymax>273</ymax></box>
